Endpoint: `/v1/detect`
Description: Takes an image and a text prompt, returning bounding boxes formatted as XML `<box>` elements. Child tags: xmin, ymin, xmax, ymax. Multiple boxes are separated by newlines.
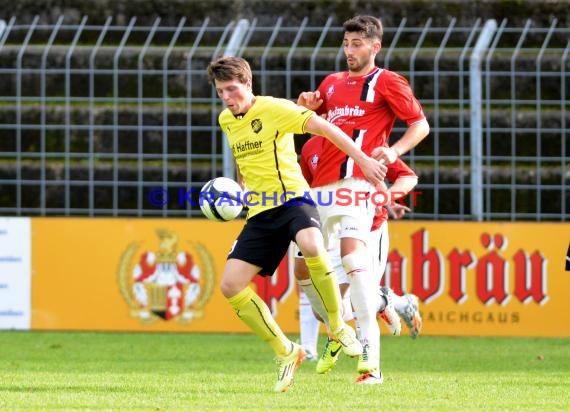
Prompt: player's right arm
<box><xmin>371</xmin><ymin>71</ymin><xmax>430</xmax><ymax>164</ymax></box>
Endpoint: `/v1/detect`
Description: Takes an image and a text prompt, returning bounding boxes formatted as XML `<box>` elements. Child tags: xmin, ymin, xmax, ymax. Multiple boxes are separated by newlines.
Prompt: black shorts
<box><xmin>228</xmin><ymin>200</ymin><xmax>321</xmax><ymax>276</ymax></box>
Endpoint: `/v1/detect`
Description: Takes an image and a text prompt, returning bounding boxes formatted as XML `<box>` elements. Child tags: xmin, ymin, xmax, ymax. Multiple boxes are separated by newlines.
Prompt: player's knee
<box><xmin>220</xmin><ymin>275</ymin><xmax>244</xmax><ymax>298</ymax></box>
<box><xmin>219</xmin><ymin>279</ymin><xmax>234</xmax><ymax>298</ymax></box>
<box><xmin>295</xmin><ymin>227</ymin><xmax>326</xmax><ymax>258</ymax></box>
<box><xmin>342</xmin><ymin>250</ymin><xmax>370</xmax><ymax>276</ymax></box>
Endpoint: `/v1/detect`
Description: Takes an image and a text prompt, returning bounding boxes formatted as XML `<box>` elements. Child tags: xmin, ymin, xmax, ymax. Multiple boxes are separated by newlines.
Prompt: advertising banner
<box><xmin>31</xmin><ymin>218</ymin><xmax>570</xmax><ymax>337</ymax></box>
<box><xmin>385</xmin><ymin>222</ymin><xmax>569</xmax><ymax>337</ymax></box>
<box><xmin>0</xmin><ymin>217</ymin><xmax>31</xmax><ymax>330</ymax></box>
<box><xmin>32</xmin><ymin>218</ymin><xmax>248</xmax><ymax>332</ymax></box>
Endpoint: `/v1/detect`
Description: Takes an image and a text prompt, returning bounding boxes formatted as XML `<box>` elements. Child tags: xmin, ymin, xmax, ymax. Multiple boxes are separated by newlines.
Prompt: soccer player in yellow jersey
<box><xmin>206</xmin><ymin>56</ymin><xmax>386</xmax><ymax>392</ymax></box>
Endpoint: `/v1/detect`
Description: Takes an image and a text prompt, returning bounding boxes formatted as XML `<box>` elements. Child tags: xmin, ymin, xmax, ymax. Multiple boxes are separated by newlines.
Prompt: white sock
<box><xmin>299</xmin><ymin>291</ymin><xmax>320</xmax><ymax>355</ymax></box>
<box><xmin>341</xmin><ymin>292</ymin><xmax>354</xmax><ymax>321</ymax></box>
<box><xmin>297</xmin><ymin>279</ymin><xmax>329</xmax><ymax>328</ymax></box>
<box><xmin>344</xmin><ymin>251</ymin><xmax>380</xmax><ymax>370</ymax></box>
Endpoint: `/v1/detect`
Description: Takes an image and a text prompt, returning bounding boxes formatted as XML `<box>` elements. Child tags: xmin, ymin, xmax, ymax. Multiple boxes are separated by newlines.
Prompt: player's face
<box><xmin>214</xmin><ymin>78</ymin><xmax>253</xmax><ymax>115</ymax></box>
<box><xmin>343</xmin><ymin>32</ymin><xmax>380</xmax><ymax>76</ymax></box>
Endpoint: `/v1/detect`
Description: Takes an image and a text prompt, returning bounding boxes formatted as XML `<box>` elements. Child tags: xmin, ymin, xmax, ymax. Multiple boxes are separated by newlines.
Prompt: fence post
<box><xmin>458</xmin><ymin>19</ymin><xmax>481</xmax><ymax>218</ymax></box>
<box><xmin>432</xmin><ymin>18</ymin><xmax>456</xmax><ymax>219</ymax></box>
<box><xmin>409</xmin><ymin>19</ymin><xmax>431</xmax><ymax>92</ymax></box>
<box><xmin>469</xmin><ymin>19</ymin><xmax>497</xmax><ymax>221</ymax></box>
<box><xmin>260</xmin><ymin>17</ymin><xmax>283</xmax><ymax>95</ymax></box>
<box><xmin>185</xmin><ymin>18</ymin><xmax>210</xmax><ymax>216</ymax></box>
<box><xmin>65</xmin><ymin>16</ymin><xmax>88</xmax><ymax>215</ymax></box>
<box><xmin>534</xmin><ymin>19</ymin><xmax>558</xmax><ymax>221</ymax></box>
<box><xmin>285</xmin><ymin>17</ymin><xmax>308</xmax><ymax>99</ymax></box>
<box><xmin>112</xmin><ymin>17</ymin><xmax>137</xmax><ymax>216</ymax></box>
<box><xmin>222</xmin><ymin>19</ymin><xmax>250</xmax><ymax>180</ymax></box>
<box><xmin>137</xmin><ymin>17</ymin><xmax>162</xmax><ymax>216</ymax></box>
<box><xmin>162</xmin><ymin>17</ymin><xmax>187</xmax><ymax>217</ymax></box>
<box><xmin>508</xmin><ymin>20</ymin><xmax>531</xmax><ymax>221</ymax></box>
<box><xmin>88</xmin><ymin>16</ymin><xmax>113</xmax><ymax>216</ymax></box>
<box><xmin>561</xmin><ymin>40</ymin><xmax>570</xmax><ymax>221</ymax></box>
<box><xmin>40</xmin><ymin>16</ymin><xmax>65</xmax><ymax>215</ymax></box>
<box><xmin>16</xmin><ymin>16</ymin><xmax>40</xmax><ymax>215</ymax></box>
<box><xmin>310</xmin><ymin>17</ymin><xmax>333</xmax><ymax>91</ymax></box>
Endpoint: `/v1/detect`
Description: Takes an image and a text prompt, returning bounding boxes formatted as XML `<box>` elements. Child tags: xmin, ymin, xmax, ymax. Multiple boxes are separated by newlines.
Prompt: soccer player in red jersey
<box><xmin>297</xmin><ymin>15</ymin><xmax>429</xmax><ymax>383</ymax></box>
<box><xmin>296</xmin><ymin>135</ymin><xmax>423</xmax><ymax>381</ymax></box>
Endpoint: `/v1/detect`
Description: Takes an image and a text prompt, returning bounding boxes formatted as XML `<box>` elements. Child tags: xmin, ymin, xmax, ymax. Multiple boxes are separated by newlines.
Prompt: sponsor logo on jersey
<box><xmin>310</xmin><ymin>153</ymin><xmax>319</xmax><ymax>170</ymax></box>
<box><xmin>251</xmin><ymin>118</ymin><xmax>262</xmax><ymax>133</ymax></box>
<box><xmin>232</xmin><ymin>139</ymin><xmax>263</xmax><ymax>153</ymax></box>
<box><xmin>327</xmin><ymin>105</ymin><xmax>366</xmax><ymax>123</ymax></box>
<box><xmin>231</xmin><ymin>139</ymin><xmax>264</xmax><ymax>159</ymax></box>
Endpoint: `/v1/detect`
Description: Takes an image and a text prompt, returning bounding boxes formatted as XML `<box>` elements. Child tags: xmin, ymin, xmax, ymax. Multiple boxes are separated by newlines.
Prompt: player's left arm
<box><xmin>387</xmin><ymin>176</ymin><xmax>418</xmax><ymax>200</ymax></box>
<box><xmin>378</xmin><ymin>158</ymin><xmax>418</xmax><ymax>216</ymax></box>
<box><xmin>379</xmin><ymin>176</ymin><xmax>415</xmax><ymax>219</ymax></box>
<box><xmin>373</xmin><ymin>119</ymin><xmax>429</xmax><ymax>164</ymax></box>
<box><xmin>385</xmin><ymin>158</ymin><xmax>418</xmax><ymax>200</ymax></box>
<box><xmin>372</xmin><ymin>72</ymin><xmax>430</xmax><ymax>164</ymax></box>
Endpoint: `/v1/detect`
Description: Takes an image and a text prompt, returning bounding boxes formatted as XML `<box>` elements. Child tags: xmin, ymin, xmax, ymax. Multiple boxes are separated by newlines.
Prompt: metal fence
<box><xmin>0</xmin><ymin>16</ymin><xmax>568</xmax><ymax>220</ymax></box>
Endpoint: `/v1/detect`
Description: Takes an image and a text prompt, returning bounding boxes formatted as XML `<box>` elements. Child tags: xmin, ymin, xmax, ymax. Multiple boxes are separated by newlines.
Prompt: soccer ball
<box><xmin>199</xmin><ymin>177</ymin><xmax>243</xmax><ymax>222</ymax></box>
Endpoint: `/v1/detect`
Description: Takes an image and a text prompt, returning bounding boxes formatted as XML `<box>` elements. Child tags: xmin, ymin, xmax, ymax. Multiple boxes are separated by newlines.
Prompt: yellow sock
<box><xmin>228</xmin><ymin>286</ymin><xmax>291</xmax><ymax>356</ymax></box>
<box><xmin>304</xmin><ymin>254</ymin><xmax>343</xmax><ymax>332</ymax></box>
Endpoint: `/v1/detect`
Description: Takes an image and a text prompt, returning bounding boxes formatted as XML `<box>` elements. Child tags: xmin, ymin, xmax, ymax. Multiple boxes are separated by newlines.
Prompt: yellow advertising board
<box><xmin>31</xmin><ymin>218</ymin><xmax>570</xmax><ymax>337</ymax></box>
<box><xmin>385</xmin><ymin>222</ymin><xmax>570</xmax><ymax>337</ymax></box>
<box><xmin>32</xmin><ymin>218</ymin><xmax>253</xmax><ymax>332</ymax></box>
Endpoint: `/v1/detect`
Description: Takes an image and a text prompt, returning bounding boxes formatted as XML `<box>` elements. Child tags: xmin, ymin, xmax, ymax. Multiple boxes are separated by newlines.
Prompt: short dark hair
<box><xmin>343</xmin><ymin>15</ymin><xmax>383</xmax><ymax>42</ymax></box>
<box><xmin>206</xmin><ymin>56</ymin><xmax>252</xmax><ymax>85</ymax></box>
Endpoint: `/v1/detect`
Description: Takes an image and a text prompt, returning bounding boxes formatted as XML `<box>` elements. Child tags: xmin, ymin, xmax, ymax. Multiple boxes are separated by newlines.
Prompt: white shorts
<box><xmin>314</xmin><ymin>178</ymin><xmax>376</xmax><ymax>250</ymax></box>
<box><xmin>294</xmin><ymin>219</ymin><xmax>389</xmax><ymax>286</ymax></box>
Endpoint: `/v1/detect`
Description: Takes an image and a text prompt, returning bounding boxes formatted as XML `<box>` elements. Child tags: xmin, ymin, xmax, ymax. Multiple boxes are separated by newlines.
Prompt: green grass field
<box><xmin>0</xmin><ymin>331</ymin><xmax>569</xmax><ymax>411</ymax></box>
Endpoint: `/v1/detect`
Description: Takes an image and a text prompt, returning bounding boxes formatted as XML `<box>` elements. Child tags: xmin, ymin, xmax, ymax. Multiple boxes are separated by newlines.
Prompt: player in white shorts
<box><xmin>296</xmin><ymin>15</ymin><xmax>428</xmax><ymax>383</ymax></box>
<box><xmin>295</xmin><ymin>135</ymin><xmax>423</xmax><ymax>381</ymax></box>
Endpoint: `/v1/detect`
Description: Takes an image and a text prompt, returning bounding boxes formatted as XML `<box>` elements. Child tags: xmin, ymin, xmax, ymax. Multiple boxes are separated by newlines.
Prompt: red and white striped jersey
<box><xmin>311</xmin><ymin>67</ymin><xmax>425</xmax><ymax>188</ymax></box>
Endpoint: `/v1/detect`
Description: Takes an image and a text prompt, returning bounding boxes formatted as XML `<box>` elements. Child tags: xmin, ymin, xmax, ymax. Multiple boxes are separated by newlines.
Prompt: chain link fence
<box><xmin>0</xmin><ymin>16</ymin><xmax>568</xmax><ymax>220</ymax></box>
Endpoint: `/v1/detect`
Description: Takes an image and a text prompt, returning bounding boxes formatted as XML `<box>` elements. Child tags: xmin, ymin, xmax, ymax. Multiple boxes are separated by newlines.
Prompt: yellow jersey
<box><xmin>218</xmin><ymin>96</ymin><xmax>314</xmax><ymax>218</ymax></box>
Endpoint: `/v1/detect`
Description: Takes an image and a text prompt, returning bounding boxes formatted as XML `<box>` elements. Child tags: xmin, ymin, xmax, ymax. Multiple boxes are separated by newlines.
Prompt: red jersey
<box><xmin>301</xmin><ymin>135</ymin><xmax>417</xmax><ymax>230</ymax></box>
<box><xmin>299</xmin><ymin>135</ymin><xmax>323</xmax><ymax>186</ymax></box>
<box><xmin>311</xmin><ymin>67</ymin><xmax>425</xmax><ymax>188</ymax></box>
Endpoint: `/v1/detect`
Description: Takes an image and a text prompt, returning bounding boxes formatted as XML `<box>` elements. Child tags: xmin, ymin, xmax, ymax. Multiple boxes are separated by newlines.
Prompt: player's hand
<box><xmin>371</xmin><ymin>146</ymin><xmax>399</xmax><ymax>165</ymax></box>
<box><xmin>385</xmin><ymin>204</ymin><xmax>411</xmax><ymax>219</ymax></box>
<box><xmin>297</xmin><ymin>90</ymin><xmax>323</xmax><ymax>111</ymax></box>
<box><xmin>360</xmin><ymin>156</ymin><xmax>387</xmax><ymax>186</ymax></box>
